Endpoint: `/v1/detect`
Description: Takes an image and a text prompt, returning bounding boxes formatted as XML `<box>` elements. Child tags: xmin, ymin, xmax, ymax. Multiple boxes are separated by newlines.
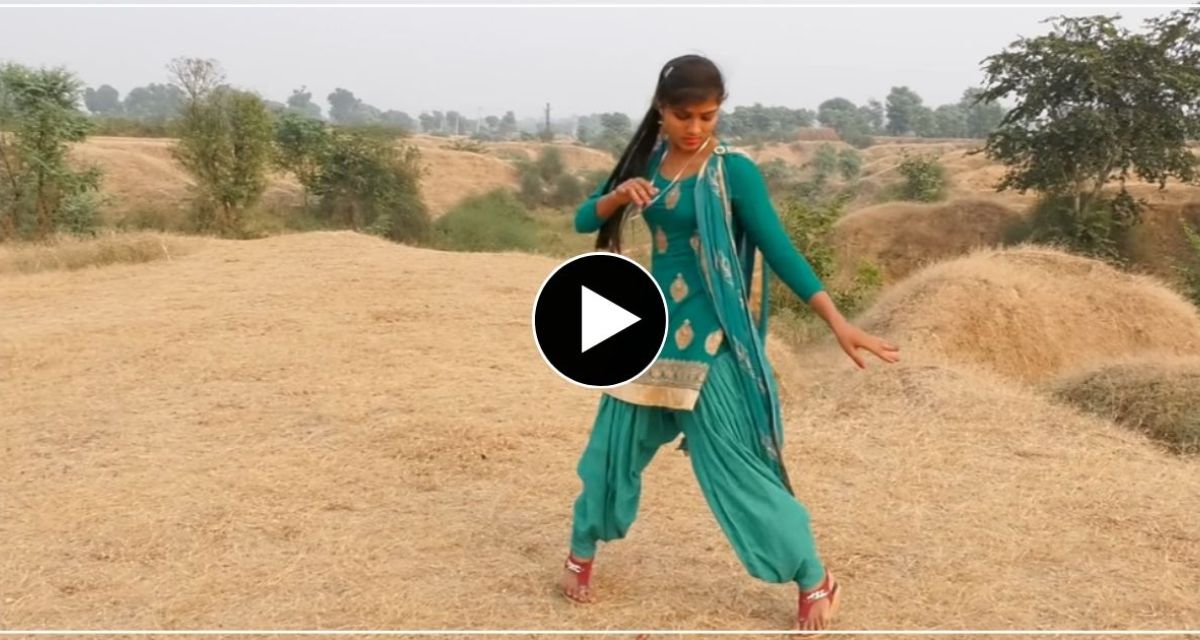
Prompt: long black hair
<box><xmin>595</xmin><ymin>54</ymin><xmax>727</xmax><ymax>253</ymax></box>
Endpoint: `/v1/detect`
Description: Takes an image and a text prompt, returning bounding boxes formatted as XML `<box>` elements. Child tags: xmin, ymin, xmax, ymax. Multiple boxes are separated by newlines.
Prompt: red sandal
<box><xmin>797</xmin><ymin>570</ymin><xmax>841</xmax><ymax>631</ymax></box>
<box><xmin>561</xmin><ymin>553</ymin><xmax>595</xmax><ymax>604</ymax></box>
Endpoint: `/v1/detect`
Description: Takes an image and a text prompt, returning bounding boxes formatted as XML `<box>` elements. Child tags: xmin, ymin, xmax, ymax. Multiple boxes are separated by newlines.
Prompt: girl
<box><xmin>561</xmin><ymin>54</ymin><xmax>899</xmax><ymax>632</ymax></box>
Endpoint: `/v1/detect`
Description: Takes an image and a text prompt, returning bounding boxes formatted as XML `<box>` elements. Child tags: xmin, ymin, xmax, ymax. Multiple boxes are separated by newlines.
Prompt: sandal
<box><xmin>797</xmin><ymin>570</ymin><xmax>841</xmax><ymax>631</ymax></box>
<box><xmin>561</xmin><ymin>553</ymin><xmax>595</xmax><ymax>604</ymax></box>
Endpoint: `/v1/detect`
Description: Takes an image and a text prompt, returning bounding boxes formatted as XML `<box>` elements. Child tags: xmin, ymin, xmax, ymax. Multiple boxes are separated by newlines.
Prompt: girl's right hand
<box><xmin>611</xmin><ymin>178</ymin><xmax>658</xmax><ymax>208</ymax></box>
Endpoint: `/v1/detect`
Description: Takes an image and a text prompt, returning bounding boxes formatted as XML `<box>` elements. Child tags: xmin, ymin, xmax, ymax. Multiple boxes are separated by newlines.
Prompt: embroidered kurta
<box><xmin>574</xmin><ymin>144</ymin><xmax>825</xmax><ymax>411</ymax></box>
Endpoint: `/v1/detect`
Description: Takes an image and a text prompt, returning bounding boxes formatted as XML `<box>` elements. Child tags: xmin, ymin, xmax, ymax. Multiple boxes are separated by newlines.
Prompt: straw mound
<box><xmin>4</xmin><ymin>231</ymin><xmax>1199</xmax><ymax>631</ymax></box>
<box><xmin>856</xmin><ymin>246</ymin><xmax>1200</xmax><ymax>383</ymax></box>
<box><xmin>1048</xmin><ymin>356</ymin><xmax>1200</xmax><ymax>454</ymax></box>
<box><xmin>832</xmin><ymin>198</ymin><xmax>1024</xmax><ymax>285</ymax></box>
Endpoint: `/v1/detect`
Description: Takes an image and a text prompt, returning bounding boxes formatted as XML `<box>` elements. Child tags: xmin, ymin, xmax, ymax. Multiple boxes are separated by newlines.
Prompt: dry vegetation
<box><xmin>3</xmin><ymin>230</ymin><xmax>1199</xmax><ymax>635</ymax></box>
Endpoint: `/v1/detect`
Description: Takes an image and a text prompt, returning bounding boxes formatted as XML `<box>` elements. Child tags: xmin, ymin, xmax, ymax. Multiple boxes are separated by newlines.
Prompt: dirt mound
<box><xmin>832</xmin><ymin>198</ymin><xmax>1025</xmax><ymax>285</ymax></box>
<box><xmin>3</xmin><ymin>231</ymin><xmax>1199</xmax><ymax>630</ymax></box>
<box><xmin>793</xmin><ymin>127</ymin><xmax>841</xmax><ymax>142</ymax></box>
<box><xmin>69</xmin><ymin>136</ymin><xmax>303</xmax><ymax>221</ymax></box>
<box><xmin>857</xmin><ymin>246</ymin><xmax>1200</xmax><ymax>383</ymax></box>
<box><xmin>1049</xmin><ymin>356</ymin><xmax>1200</xmax><ymax>454</ymax></box>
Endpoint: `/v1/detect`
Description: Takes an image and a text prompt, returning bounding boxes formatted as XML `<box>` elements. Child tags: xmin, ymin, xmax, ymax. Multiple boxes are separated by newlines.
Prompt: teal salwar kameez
<box><xmin>569</xmin><ymin>139</ymin><xmax>829</xmax><ymax>590</ymax></box>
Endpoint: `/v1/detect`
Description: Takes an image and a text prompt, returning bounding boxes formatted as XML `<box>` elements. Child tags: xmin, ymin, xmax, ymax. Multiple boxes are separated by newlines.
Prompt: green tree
<box><xmin>286</xmin><ymin>86</ymin><xmax>322</xmax><ymax>120</ymax></box>
<box><xmin>274</xmin><ymin>111</ymin><xmax>330</xmax><ymax>208</ymax></box>
<box><xmin>170</xmin><ymin>57</ymin><xmax>274</xmax><ymax>236</ymax></box>
<box><xmin>885</xmin><ymin>86</ymin><xmax>925</xmax><ymax>136</ymax></box>
<box><xmin>84</xmin><ymin>84</ymin><xmax>122</xmax><ymax>116</ymax></box>
<box><xmin>313</xmin><ymin>132</ymin><xmax>429</xmax><ymax>243</ymax></box>
<box><xmin>933</xmin><ymin>104</ymin><xmax>968</xmax><ymax>138</ymax></box>
<box><xmin>959</xmin><ymin>88</ymin><xmax>1005</xmax><ymax>138</ymax></box>
<box><xmin>122</xmin><ymin>82</ymin><xmax>184</xmax><ymax>121</ymax></box>
<box><xmin>0</xmin><ymin>63</ymin><xmax>102</xmax><ymax>240</ymax></box>
<box><xmin>978</xmin><ymin>10</ymin><xmax>1200</xmax><ymax>257</ymax></box>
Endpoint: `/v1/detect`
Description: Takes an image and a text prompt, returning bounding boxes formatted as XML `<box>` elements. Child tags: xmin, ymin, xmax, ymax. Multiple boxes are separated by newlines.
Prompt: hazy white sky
<box><xmin>0</xmin><ymin>2</ymin><xmax>1174</xmax><ymax>119</ymax></box>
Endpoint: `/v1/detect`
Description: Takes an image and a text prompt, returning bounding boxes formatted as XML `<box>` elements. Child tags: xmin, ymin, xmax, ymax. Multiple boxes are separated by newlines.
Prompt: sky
<box><xmin>0</xmin><ymin>2</ymin><xmax>1176</xmax><ymax>120</ymax></box>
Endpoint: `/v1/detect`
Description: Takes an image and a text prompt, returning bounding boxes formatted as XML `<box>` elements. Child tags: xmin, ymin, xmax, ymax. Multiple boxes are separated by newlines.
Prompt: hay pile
<box><xmin>1050</xmin><ymin>356</ymin><xmax>1200</xmax><ymax>454</ymax></box>
<box><xmin>856</xmin><ymin>246</ymin><xmax>1200</xmax><ymax>383</ymax></box>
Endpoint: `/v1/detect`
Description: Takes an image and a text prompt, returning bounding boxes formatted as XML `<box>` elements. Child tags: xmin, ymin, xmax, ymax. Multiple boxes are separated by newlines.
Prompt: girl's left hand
<box><xmin>831</xmin><ymin>320</ymin><xmax>900</xmax><ymax>369</ymax></box>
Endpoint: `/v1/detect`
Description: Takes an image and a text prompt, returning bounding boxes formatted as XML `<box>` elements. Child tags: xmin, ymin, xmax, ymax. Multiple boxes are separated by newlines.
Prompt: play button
<box><xmin>533</xmin><ymin>252</ymin><xmax>668</xmax><ymax>388</ymax></box>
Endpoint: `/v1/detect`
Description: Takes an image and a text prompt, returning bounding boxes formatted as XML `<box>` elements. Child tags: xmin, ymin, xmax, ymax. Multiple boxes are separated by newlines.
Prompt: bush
<box><xmin>314</xmin><ymin>134</ymin><xmax>430</xmax><ymax>244</ymax></box>
<box><xmin>896</xmin><ymin>152</ymin><xmax>947</xmax><ymax>202</ymax></box>
<box><xmin>1175</xmin><ymin>220</ymin><xmax>1200</xmax><ymax>308</ymax></box>
<box><xmin>1012</xmin><ymin>192</ymin><xmax>1139</xmax><ymax>264</ymax></box>
<box><xmin>549</xmin><ymin>174</ymin><xmax>583</xmax><ymax>208</ymax></box>
<box><xmin>431</xmin><ymin>189</ymin><xmax>538</xmax><ymax>252</ymax></box>
<box><xmin>770</xmin><ymin>193</ymin><xmax>882</xmax><ymax>323</ymax></box>
<box><xmin>448</xmin><ymin>138</ymin><xmax>487</xmax><ymax>154</ymax></box>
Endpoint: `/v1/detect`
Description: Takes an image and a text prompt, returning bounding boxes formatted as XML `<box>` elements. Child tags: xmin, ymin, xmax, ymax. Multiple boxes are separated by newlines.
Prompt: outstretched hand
<box><xmin>831</xmin><ymin>320</ymin><xmax>900</xmax><ymax>369</ymax></box>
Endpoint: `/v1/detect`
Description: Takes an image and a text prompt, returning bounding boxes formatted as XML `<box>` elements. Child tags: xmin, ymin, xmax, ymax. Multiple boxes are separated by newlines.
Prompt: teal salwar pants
<box><xmin>569</xmin><ymin>351</ymin><xmax>826</xmax><ymax>590</ymax></box>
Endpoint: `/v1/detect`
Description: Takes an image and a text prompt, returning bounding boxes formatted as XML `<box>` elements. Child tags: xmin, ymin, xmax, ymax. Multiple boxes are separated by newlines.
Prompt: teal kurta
<box><xmin>575</xmin><ymin>144</ymin><xmax>824</xmax><ymax>410</ymax></box>
<box><xmin>568</xmin><ymin>141</ymin><xmax>829</xmax><ymax>591</ymax></box>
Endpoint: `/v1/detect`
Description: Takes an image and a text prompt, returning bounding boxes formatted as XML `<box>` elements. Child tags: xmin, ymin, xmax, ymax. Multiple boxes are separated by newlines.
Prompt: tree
<box><xmin>978</xmin><ymin>9</ymin><xmax>1200</xmax><ymax>257</ymax></box>
<box><xmin>313</xmin><ymin>132</ymin><xmax>429</xmax><ymax>242</ymax></box>
<box><xmin>122</xmin><ymin>83</ymin><xmax>185</xmax><ymax>121</ymax></box>
<box><xmin>861</xmin><ymin>99</ymin><xmax>885</xmax><ymax>134</ymax></box>
<box><xmin>933</xmin><ymin>104</ymin><xmax>968</xmax><ymax>138</ymax></box>
<box><xmin>0</xmin><ymin>63</ymin><xmax>101</xmax><ymax>240</ymax></box>
<box><xmin>885</xmin><ymin>86</ymin><xmax>925</xmax><ymax>136</ymax></box>
<box><xmin>382</xmin><ymin>110</ymin><xmax>415</xmax><ymax>131</ymax></box>
<box><xmin>327</xmin><ymin>88</ymin><xmax>359</xmax><ymax>124</ymax></box>
<box><xmin>170</xmin><ymin>57</ymin><xmax>274</xmax><ymax>236</ymax></box>
<box><xmin>959</xmin><ymin>88</ymin><xmax>1005</xmax><ymax>138</ymax></box>
<box><xmin>499</xmin><ymin>110</ymin><xmax>518</xmax><ymax>138</ymax></box>
<box><xmin>817</xmin><ymin>98</ymin><xmax>856</xmax><ymax>128</ymax></box>
<box><xmin>287</xmin><ymin>86</ymin><xmax>322</xmax><ymax>119</ymax></box>
<box><xmin>817</xmin><ymin>98</ymin><xmax>873</xmax><ymax>148</ymax></box>
<box><xmin>274</xmin><ymin>111</ymin><xmax>330</xmax><ymax>208</ymax></box>
<box><xmin>911</xmin><ymin>105</ymin><xmax>937</xmax><ymax>138</ymax></box>
<box><xmin>84</xmin><ymin>84</ymin><xmax>122</xmax><ymax>116</ymax></box>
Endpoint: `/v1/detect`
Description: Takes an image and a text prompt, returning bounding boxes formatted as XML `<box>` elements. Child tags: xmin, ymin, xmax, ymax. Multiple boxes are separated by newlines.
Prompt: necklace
<box><xmin>638</xmin><ymin>136</ymin><xmax>712</xmax><ymax>212</ymax></box>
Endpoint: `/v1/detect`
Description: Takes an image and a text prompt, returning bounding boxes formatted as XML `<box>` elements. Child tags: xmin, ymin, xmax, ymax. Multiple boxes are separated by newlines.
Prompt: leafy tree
<box><xmin>84</xmin><ymin>84</ymin><xmax>122</xmax><ymax>116</ymax></box>
<box><xmin>959</xmin><ymin>88</ymin><xmax>1005</xmax><ymax>138</ymax></box>
<box><xmin>0</xmin><ymin>63</ymin><xmax>101</xmax><ymax>240</ymax></box>
<box><xmin>274</xmin><ymin>112</ymin><xmax>330</xmax><ymax>208</ymax></box>
<box><xmin>978</xmin><ymin>9</ymin><xmax>1200</xmax><ymax>257</ymax></box>
<box><xmin>122</xmin><ymin>82</ymin><xmax>185</xmax><ymax>121</ymax></box>
<box><xmin>885</xmin><ymin>86</ymin><xmax>925</xmax><ymax>135</ymax></box>
<box><xmin>313</xmin><ymin>132</ymin><xmax>428</xmax><ymax>243</ymax></box>
<box><xmin>286</xmin><ymin>86</ymin><xmax>322</xmax><ymax>119</ymax></box>
<box><xmin>169</xmin><ymin>57</ymin><xmax>274</xmax><ymax>236</ymax></box>
<box><xmin>933</xmin><ymin>104</ymin><xmax>968</xmax><ymax>138</ymax></box>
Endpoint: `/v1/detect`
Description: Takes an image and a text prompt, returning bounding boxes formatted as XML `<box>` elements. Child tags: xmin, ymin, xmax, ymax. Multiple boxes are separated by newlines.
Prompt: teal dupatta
<box><xmin>640</xmin><ymin>139</ymin><xmax>794</xmax><ymax>495</ymax></box>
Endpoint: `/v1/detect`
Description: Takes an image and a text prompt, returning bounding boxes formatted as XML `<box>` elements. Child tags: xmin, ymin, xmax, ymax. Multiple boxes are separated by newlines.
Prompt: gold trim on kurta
<box><xmin>603</xmin><ymin>358</ymin><xmax>708</xmax><ymax>411</ymax></box>
<box><xmin>670</xmin><ymin>273</ymin><xmax>688</xmax><ymax>302</ymax></box>
<box><xmin>705</xmin><ymin>329</ymin><xmax>724</xmax><ymax>355</ymax></box>
<box><xmin>665</xmin><ymin>183</ymin><xmax>681</xmax><ymax>209</ymax></box>
<box><xmin>690</xmin><ymin>233</ymin><xmax>700</xmax><ymax>253</ymax></box>
<box><xmin>675</xmin><ymin>319</ymin><xmax>694</xmax><ymax>349</ymax></box>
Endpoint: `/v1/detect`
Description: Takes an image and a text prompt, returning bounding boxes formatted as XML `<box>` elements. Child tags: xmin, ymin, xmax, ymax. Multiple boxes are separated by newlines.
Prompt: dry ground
<box><xmin>3</xmin><ymin>232</ymin><xmax>1198</xmax><ymax>638</ymax></box>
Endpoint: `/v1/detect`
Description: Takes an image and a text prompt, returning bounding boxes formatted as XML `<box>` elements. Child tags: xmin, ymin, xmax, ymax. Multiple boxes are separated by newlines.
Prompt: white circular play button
<box><xmin>532</xmin><ymin>252</ymin><xmax>668</xmax><ymax>388</ymax></box>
